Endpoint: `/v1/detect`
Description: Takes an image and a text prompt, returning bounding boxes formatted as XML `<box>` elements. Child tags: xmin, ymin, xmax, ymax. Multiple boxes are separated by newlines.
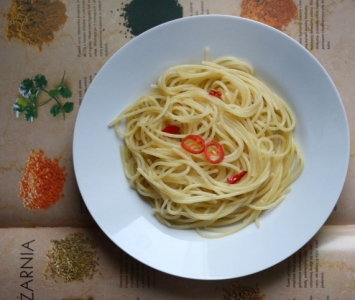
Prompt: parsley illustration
<box><xmin>13</xmin><ymin>72</ymin><xmax>74</xmax><ymax>122</ymax></box>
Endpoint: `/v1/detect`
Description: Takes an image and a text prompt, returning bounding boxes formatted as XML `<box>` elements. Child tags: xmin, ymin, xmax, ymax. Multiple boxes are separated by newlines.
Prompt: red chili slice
<box><xmin>204</xmin><ymin>141</ymin><xmax>225</xmax><ymax>164</ymax></box>
<box><xmin>162</xmin><ymin>124</ymin><xmax>180</xmax><ymax>134</ymax></box>
<box><xmin>227</xmin><ymin>171</ymin><xmax>247</xmax><ymax>184</ymax></box>
<box><xmin>181</xmin><ymin>134</ymin><xmax>205</xmax><ymax>154</ymax></box>
<box><xmin>209</xmin><ymin>89</ymin><xmax>222</xmax><ymax>98</ymax></box>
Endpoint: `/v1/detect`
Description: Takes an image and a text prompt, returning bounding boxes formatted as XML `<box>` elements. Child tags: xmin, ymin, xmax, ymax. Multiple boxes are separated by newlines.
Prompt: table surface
<box><xmin>1</xmin><ymin>0</ymin><xmax>354</xmax><ymax>299</ymax></box>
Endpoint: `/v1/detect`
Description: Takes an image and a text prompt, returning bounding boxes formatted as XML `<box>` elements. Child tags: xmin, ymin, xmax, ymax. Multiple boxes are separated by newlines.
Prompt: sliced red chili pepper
<box><xmin>209</xmin><ymin>89</ymin><xmax>222</xmax><ymax>98</ymax></box>
<box><xmin>162</xmin><ymin>124</ymin><xmax>180</xmax><ymax>134</ymax></box>
<box><xmin>181</xmin><ymin>134</ymin><xmax>205</xmax><ymax>154</ymax></box>
<box><xmin>204</xmin><ymin>141</ymin><xmax>225</xmax><ymax>164</ymax></box>
<box><xmin>227</xmin><ymin>171</ymin><xmax>247</xmax><ymax>184</ymax></box>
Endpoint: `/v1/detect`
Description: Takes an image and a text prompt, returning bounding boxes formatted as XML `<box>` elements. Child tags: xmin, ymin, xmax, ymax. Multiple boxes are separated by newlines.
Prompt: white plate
<box><xmin>73</xmin><ymin>15</ymin><xmax>349</xmax><ymax>279</ymax></box>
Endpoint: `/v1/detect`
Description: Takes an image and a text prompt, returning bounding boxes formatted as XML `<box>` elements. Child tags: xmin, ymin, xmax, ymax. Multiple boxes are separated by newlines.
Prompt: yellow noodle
<box><xmin>110</xmin><ymin>55</ymin><xmax>304</xmax><ymax>238</ymax></box>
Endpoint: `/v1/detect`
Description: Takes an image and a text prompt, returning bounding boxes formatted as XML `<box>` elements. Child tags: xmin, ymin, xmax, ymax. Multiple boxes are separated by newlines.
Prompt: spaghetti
<box><xmin>109</xmin><ymin>55</ymin><xmax>304</xmax><ymax>237</ymax></box>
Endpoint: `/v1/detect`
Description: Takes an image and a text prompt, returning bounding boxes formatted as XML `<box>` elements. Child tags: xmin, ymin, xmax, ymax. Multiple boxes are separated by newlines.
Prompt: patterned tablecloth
<box><xmin>1</xmin><ymin>1</ymin><xmax>354</xmax><ymax>299</ymax></box>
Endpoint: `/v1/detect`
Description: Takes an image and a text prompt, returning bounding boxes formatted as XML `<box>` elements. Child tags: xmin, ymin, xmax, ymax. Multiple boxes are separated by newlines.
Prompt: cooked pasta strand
<box><xmin>110</xmin><ymin>56</ymin><xmax>304</xmax><ymax>238</ymax></box>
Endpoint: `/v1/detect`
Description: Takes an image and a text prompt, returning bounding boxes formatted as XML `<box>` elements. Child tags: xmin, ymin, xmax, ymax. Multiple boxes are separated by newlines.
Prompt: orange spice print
<box><xmin>240</xmin><ymin>0</ymin><xmax>297</xmax><ymax>30</ymax></box>
<box><xmin>5</xmin><ymin>0</ymin><xmax>68</xmax><ymax>51</ymax></box>
<box><xmin>19</xmin><ymin>149</ymin><xmax>67</xmax><ymax>211</ymax></box>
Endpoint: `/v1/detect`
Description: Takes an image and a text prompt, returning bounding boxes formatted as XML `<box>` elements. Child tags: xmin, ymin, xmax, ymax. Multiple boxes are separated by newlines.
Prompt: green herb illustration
<box><xmin>12</xmin><ymin>72</ymin><xmax>74</xmax><ymax>121</ymax></box>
